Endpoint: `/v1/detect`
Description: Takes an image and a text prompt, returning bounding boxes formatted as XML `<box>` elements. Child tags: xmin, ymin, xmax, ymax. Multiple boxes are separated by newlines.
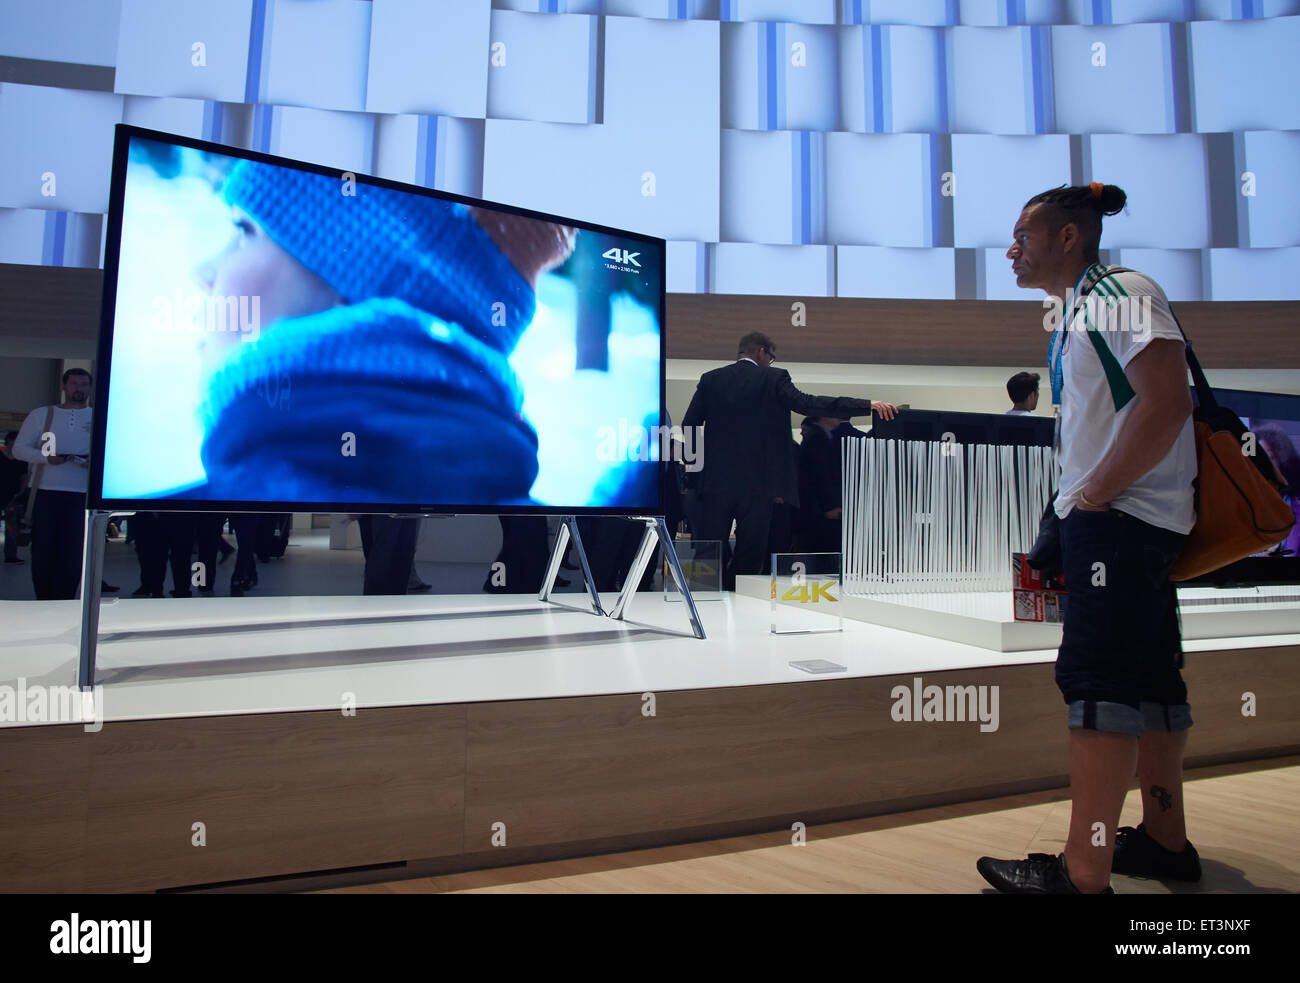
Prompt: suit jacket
<box><xmin>798</xmin><ymin>426</ymin><xmax>841</xmax><ymax>520</ymax></box>
<box><xmin>681</xmin><ymin>360</ymin><xmax>871</xmax><ymax>502</ymax></box>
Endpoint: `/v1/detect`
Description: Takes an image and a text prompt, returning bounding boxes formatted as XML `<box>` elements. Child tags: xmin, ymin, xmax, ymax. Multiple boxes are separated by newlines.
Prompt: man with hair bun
<box><xmin>977</xmin><ymin>183</ymin><xmax>1200</xmax><ymax>894</ymax></box>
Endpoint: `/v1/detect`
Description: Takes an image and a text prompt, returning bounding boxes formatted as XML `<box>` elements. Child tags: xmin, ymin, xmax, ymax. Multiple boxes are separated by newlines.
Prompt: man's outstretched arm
<box><xmin>772</xmin><ymin>371</ymin><xmax>897</xmax><ymax>421</ymax></box>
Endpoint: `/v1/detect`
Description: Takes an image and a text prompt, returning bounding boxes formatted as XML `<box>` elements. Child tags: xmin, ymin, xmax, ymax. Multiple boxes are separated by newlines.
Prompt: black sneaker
<box><xmin>1112</xmin><ymin>825</ymin><xmax>1202</xmax><ymax>882</ymax></box>
<box><xmin>977</xmin><ymin>852</ymin><xmax>1114</xmax><ymax>894</ymax></box>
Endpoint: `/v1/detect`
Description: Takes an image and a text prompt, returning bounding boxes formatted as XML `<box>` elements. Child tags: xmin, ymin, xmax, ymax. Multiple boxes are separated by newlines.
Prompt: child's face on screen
<box><xmin>193</xmin><ymin>206</ymin><xmax>342</xmax><ymax>375</ymax></box>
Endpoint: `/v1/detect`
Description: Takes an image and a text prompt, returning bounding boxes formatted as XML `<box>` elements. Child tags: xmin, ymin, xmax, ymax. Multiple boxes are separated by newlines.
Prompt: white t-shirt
<box><xmin>1052</xmin><ymin>264</ymin><xmax>1196</xmax><ymax>534</ymax></box>
<box><xmin>13</xmin><ymin>405</ymin><xmax>93</xmax><ymax>493</ymax></box>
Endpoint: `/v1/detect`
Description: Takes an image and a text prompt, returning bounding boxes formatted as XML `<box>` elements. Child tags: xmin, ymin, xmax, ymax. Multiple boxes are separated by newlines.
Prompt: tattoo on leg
<box><xmin>1150</xmin><ymin>784</ymin><xmax>1173</xmax><ymax>812</ymax></box>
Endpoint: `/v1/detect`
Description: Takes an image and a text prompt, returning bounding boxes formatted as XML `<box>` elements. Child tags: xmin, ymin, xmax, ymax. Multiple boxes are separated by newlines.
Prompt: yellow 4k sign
<box><xmin>778</xmin><ymin>581</ymin><xmax>837</xmax><ymax>603</ymax></box>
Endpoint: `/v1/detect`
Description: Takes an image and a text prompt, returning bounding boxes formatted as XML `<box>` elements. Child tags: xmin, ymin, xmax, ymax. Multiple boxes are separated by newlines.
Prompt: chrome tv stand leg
<box><xmin>608</xmin><ymin>517</ymin><xmax>705</xmax><ymax>640</ymax></box>
<box><xmin>539</xmin><ymin>516</ymin><xmax>605</xmax><ymax>617</ymax></box>
<box><xmin>78</xmin><ymin>509</ymin><xmax>113</xmax><ymax>690</ymax></box>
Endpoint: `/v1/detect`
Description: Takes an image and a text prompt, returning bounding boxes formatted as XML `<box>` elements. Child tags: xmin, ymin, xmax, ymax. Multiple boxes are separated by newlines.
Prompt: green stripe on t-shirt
<box><xmin>1083</xmin><ymin>327</ymin><xmax>1136</xmax><ymax>412</ymax></box>
<box><xmin>1096</xmin><ymin>269</ymin><xmax>1129</xmax><ymax>299</ymax></box>
<box><xmin>1079</xmin><ymin>266</ymin><xmax>1137</xmax><ymax>411</ymax></box>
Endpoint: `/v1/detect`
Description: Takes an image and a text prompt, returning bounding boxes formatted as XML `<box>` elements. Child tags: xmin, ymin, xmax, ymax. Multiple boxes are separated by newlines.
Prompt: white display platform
<box><xmin>0</xmin><ymin>592</ymin><xmax>1032</xmax><ymax>726</ymax></box>
<box><xmin>735</xmin><ymin>577</ymin><xmax>1300</xmax><ymax>652</ymax></box>
<box><xmin>4</xmin><ymin>590</ymin><xmax>1299</xmax><ymax>728</ymax></box>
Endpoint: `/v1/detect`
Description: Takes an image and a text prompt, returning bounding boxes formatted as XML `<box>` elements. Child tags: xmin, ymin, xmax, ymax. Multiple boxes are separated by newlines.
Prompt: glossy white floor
<box><xmin>5</xmin><ymin>578</ymin><xmax>1300</xmax><ymax>728</ymax></box>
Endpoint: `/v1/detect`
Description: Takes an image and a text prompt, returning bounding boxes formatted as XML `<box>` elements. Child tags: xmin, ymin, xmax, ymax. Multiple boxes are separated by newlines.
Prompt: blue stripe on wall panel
<box><xmin>775</xmin><ymin>24</ymin><xmax>787</xmax><ymax>130</ymax></box>
<box><xmin>1021</xmin><ymin>29</ymin><xmax>1035</xmax><ymax>133</ymax></box>
<box><xmin>243</xmin><ymin>0</ymin><xmax>268</xmax><ymax>103</ymax></box>
<box><xmin>1030</xmin><ymin>26</ymin><xmax>1053</xmax><ymax>133</ymax></box>
<box><xmin>201</xmin><ymin>101</ymin><xmax>225</xmax><ymax>143</ymax></box>
<box><xmin>811</xmin><ymin>132</ymin><xmax>825</xmax><ymax>245</ymax></box>
<box><xmin>801</xmin><ymin>131</ymin><xmax>812</xmax><ymax>244</ymax></box>
<box><xmin>252</xmin><ymin>104</ymin><xmax>274</xmax><ymax>153</ymax></box>
<box><xmin>879</xmin><ymin>25</ymin><xmax>892</xmax><ymax>132</ymax></box>
<box><xmin>870</xmin><ymin>26</ymin><xmax>884</xmax><ymax>133</ymax></box>
<box><xmin>42</xmin><ymin>211</ymin><xmax>67</xmax><ymax>267</ymax></box>
<box><xmin>792</xmin><ymin>133</ymin><xmax>801</xmax><ymax>244</ymax></box>
<box><xmin>861</xmin><ymin>26</ymin><xmax>872</xmax><ymax>132</ymax></box>
<box><xmin>934</xmin><ymin>28</ymin><xmax>949</xmax><ymax>132</ymax></box>
<box><xmin>766</xmin><ymin>22</ymin><xmax>779</xmax><ymax>130</ymax></box>
<box><xmin>927</xmin><ymin>134</ymin><xmax>942</xmax><ymax>248</ymax></box>
<box><xmin>587</xmin><ymin>15</ymin><xmax>599</xmax><ymax>122</ymax></box>
<box><xmin>416</xmin><ymin>115</ymin><xmax>440</xmax><ymax>188</ymax></box>
<box><xmin>1161</xmin><ymin>24</ymin><xmax>1190</xmax><ymax>134</ymax></box>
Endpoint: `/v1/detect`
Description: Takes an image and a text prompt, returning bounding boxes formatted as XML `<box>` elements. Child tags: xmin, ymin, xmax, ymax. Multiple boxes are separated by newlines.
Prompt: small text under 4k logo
<box><xmin>602</xmin><ymin>247</ymin><xmax>641</xmax><ymax>270</ymax></box>
<box><xmin>50</xmin><ymin>913</ymin><xmax>151</xmax><ymax>963</ymax></box>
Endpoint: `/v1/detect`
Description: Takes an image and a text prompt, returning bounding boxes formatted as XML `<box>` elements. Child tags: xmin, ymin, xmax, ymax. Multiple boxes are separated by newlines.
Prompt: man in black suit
<box><xmin>681</xmin><ymin>332</ymin><xmax>897</xmax><ymax>588</ymax></box>
<box><xmin>798</xmin><ymin>416</ymin><xmax>844</xmax><ymax>554</ymax></box>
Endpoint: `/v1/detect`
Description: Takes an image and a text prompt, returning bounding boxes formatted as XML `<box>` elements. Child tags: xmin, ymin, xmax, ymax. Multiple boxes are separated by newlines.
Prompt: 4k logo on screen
<box><xmin>602</xmin><ymin>247</ymin><xmax>641</xmax><ymax>268</ymax></box>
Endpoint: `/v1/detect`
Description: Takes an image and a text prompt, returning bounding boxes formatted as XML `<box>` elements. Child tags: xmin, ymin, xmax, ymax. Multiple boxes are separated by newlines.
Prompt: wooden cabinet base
<box><xmin>2</xmin><ymin>646</ymin><xmax>1296</xmax><ymax>892</ymax></box>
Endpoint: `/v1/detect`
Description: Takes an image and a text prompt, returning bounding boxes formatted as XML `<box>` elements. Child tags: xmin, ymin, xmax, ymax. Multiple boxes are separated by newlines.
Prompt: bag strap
<box><xmin>1088</xmin><ymin>266</ymin><xmax>1213</xmax><ymax>412</ymax></box>
<box><xmin>23</xmin><ymin>405</ymin><xmax>55</xmax><ymax>525</ymax></box>
<box><xmin>1163</xmin><ymin>307</ymin><xmax>1217</xmax><ymax>413</ymax></box>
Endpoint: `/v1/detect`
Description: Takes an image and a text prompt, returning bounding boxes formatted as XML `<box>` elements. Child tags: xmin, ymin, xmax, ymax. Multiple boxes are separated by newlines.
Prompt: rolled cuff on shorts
<box><xmin>1067</xmin><ymin>700</ymin><xmax>1193</xmax><ymax>736</ymax></box>
<box><xmin>1142</xmin><ymin>701</ymin><xmax>1193</xmax><ymax>732</ymax></box>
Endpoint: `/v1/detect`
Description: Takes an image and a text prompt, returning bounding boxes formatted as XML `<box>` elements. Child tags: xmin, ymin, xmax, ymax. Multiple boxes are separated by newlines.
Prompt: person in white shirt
<box><xmin>977</xmin><ymin>183</ymin><xmax>1200</xmax><ymax>895</ymax></box>
<box><xmin>13</xmin><ymin>369</ymin><xmax>96</xmax><ymax>599</ymax></box>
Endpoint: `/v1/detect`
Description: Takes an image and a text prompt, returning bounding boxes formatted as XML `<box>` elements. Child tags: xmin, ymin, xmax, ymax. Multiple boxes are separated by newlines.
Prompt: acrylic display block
<box><xmin>665</xmin><ymin>539</ymin><xmax>723</xmax><ymax>603</ymax></box>
<box><xmin>770</xmin><ymin>552</ymin><xmax>843</xmax><ymax>634</ymax></box>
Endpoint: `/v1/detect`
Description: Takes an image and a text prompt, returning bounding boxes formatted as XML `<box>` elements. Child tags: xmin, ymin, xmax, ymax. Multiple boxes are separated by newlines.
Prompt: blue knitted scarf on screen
<box><xmin>198</xmin><ymin>298</ymin><xmax>540</xmax><ymax>506</ymax></box>
<box><xmin>222</xmin><ymin>161</ymin><xmax>537</xmax><ymax>352</ymax></box>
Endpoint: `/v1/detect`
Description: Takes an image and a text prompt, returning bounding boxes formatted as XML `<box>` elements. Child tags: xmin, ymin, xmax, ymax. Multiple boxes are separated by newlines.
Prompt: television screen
<box><xmin>1196</xmin><ymin>389</ymin><xmax>1300</xmax><ymax>562</ymax></box>
<box><xmin>89</xmin><ymin>125</ymin><xmax>665</xmax><ymax>515</ymax></box>
<box><xmin>1170</xmin><ymin>387</ymin><xmax>1300</xmax><ymax>586</ymax></box>
<box><xmin>1240</xmin><ymin>416</ymin><xmax>1300</xmax><ymax>560</ymax></box>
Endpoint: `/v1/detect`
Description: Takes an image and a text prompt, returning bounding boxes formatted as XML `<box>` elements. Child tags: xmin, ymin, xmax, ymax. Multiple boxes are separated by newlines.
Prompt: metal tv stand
<box><xmin>539</xmin><ymin>516</ymin><xmax>705</xmax><ymax>640</ymax></box>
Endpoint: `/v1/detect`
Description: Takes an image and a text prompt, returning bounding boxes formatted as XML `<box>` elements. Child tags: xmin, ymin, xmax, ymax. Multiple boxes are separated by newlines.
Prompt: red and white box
<box><xmin>1011</xmin><ymin>552</ymin><xmax>1067</xmax><ymax>623</ymax></box>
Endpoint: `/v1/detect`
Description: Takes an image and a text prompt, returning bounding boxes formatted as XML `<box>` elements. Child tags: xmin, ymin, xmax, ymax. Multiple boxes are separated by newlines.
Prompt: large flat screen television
<box><xmin>89</xmin><ymin>125</ymin><xmax>665</xmax><ymax>515</ymax></box>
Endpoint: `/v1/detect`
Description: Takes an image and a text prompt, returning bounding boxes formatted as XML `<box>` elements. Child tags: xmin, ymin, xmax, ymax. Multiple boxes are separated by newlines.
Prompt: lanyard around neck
<box><xmin>1048</xmin><ymin>264</ymin><xmax>1110</xmax><ymax>406</ymax></box>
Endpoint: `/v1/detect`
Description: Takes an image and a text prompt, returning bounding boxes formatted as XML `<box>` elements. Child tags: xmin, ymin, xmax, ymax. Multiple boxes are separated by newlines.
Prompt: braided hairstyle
<box><xmin>1023</xmin><ymin>183</ymin><xmax>1126</xmax><ymax>262</ymax></box>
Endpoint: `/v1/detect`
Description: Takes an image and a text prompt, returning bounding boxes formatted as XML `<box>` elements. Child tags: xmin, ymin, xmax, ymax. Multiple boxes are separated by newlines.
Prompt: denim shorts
<box><xmin>1055</xmin><ymin>507</ymin><xmax>1193</xmax><ymax>737</ymax></box>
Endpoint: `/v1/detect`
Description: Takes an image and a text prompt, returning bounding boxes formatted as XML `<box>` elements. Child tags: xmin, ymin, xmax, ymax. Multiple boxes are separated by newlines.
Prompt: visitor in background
<box><xmin>1006</xmin><ymin>371</ymin><xmax>1041</xmax><ymax>415</ymax></box>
